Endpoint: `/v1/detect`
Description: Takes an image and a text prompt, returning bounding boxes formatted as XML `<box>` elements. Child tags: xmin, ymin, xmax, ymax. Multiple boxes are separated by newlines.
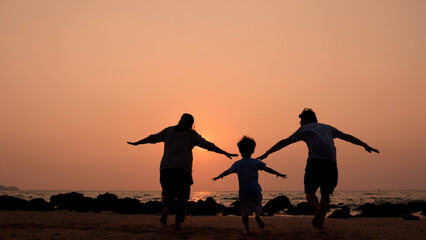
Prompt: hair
<box><xmin>181</xmin><ymin>113</ymin><xmax>194</xmax><ymax>126</ymax></box>
<box><xmin>175</xmin><ymin>113</ymin><xmax>195</xmax><ymax>132</ymax></box>
<box><xmin>237</xmin><ymin>136</ymin><xmax>256</xmax><ymax>155</ymax></box>
<box><xmin>299</xmin><ymin>108</ymin><xmax>318</xmax><ymax>124</ymax></box>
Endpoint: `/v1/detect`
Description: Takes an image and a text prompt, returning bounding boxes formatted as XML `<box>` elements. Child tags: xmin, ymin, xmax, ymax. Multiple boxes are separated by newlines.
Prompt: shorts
<box><xmin>240</xmin><ymin>193</ymin><xmax>263</xmax><ymax>217</ymax></box>
<box><xmin>160</xmin><ymin>167</ymin><xmax>193</xmax><ymax>206</ymax></box>
<box><xmin>304</xmin><ymin>159</ymin><xmax>338</xmax><ymax>195</ymax></box>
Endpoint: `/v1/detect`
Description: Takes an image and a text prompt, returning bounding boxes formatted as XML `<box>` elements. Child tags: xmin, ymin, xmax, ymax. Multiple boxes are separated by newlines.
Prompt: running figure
<box><xmin>257</xmin><ymin>108</ymin><xmax>379</xmax><ymax>228</ymax></box>
<box><xmin>128</xmin><ymin>113</ymin><xmax>238</xmax><ymax>230</ymax></box>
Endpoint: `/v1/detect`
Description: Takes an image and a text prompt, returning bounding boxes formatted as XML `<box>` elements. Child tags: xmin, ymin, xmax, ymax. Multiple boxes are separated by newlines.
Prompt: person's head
<box><xmin>299</xmin><ymin>108</ymin><xmax>318</xmax><ymax>125</ymax></box>
<box><xmin>237</xmin><ymin>136</ymin><xmax>256</xmax><ymax>158</ymax></box>
<box><xmin>176</xmin><ymin>113</ymin><xmax>194</xmax><ymax>131</ymax></box>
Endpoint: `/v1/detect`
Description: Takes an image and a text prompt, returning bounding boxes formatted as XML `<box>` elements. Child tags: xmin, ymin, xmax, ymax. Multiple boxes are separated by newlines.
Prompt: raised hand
<box><xmin>257</xmin><ymin>153</ymin><xmax>268</xmax><ymax>161</ymax></box>
<box><xmin>212</xmin><ymin>177</ymin><xmax>221</xmax><ymax>181</ymax></box>
<box><xmin>277</xmin><ymin>173</ymin><xmax>287</xmax><ymax>179</ymax></box>
<box><xmin>365</xmin><ymin>146</ymin><xmax>379</xmax><ymax>153</ymax></box>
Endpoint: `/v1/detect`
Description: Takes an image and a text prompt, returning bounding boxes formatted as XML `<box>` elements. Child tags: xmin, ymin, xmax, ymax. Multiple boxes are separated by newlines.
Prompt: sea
<box><xmin>1</xmin><ymin>190</ymin><xmax>425</xmax><ymax>215</ymax></box>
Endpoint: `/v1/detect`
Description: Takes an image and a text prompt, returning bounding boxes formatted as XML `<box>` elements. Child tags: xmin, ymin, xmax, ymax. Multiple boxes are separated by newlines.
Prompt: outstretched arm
<box><xmin>257</xmin><ymin>138</ymin><xmax>296</xmax><ymax>160</ymax></box>
<box><xmin>127</xmin><ymin>128</ymin><xmax>167</xmax><ymax>146</ymax></box>
<box><xmin>212</xmin><ymin>170</ymin><xmax>231</xmax><ymax>181</ymax></box>
<box><xmin>209</xmin><ymin>145</ymin><xmax>239</xmax><ymax>159</ymax></box>
<box><xmin>127</xmin><ymin>136</ymin><xmax>154</xmax><ymax>145</ymax></box>
<box><xmin>262</xmin><ymin>166</ymin><xmax>287</xmax><ymax>179</ymax></box>
<box><xmin>339</xmin><ymin>134</ymin><xmax>379</xmax><ymax>153</ymax></box>
<box><xmin>195</xmin><ymin>135</ymin><xmax>238</xmax><ymax>159</ymax></box>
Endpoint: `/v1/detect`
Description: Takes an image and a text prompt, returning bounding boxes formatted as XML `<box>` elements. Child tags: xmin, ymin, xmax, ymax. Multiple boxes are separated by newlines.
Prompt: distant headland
<box><xmin>0</xmin><ymin>185</ymin><xmax>19</xmax><ymax>191</ymax></box>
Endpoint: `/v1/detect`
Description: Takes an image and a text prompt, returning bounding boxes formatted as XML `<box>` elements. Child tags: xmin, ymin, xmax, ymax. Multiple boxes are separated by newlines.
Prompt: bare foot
<box><xmin>255</xmin><ymin>216</ymin><xmax>265</xmax><ymax>229</ymax></box>
<box><xmin>312</xmin><ymin>207</ymin><xmax>327</xmax><ymax>229</ymax></box>
<box><xmin>317</xmin><ymin>208</ymin><xmax>327</xmax><ymax>229</ymax></box>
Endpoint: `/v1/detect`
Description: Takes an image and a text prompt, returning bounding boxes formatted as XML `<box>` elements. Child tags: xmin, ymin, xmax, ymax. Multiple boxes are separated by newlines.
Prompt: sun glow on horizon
<box><xmin>190</xmin><ymin>191</ymin><xmax>215</xmax><ymax>202</ymax></box>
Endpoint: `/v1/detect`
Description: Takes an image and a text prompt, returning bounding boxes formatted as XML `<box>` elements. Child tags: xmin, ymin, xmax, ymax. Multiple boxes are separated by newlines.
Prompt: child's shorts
<box><xmin>240</xmin><ymin>193</ymin><xmax>263</xmax><ymax>217</ymax></box>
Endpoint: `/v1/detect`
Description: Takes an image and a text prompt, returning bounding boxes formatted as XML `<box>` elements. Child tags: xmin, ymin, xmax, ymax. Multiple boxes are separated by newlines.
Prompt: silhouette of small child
<box><xmin>213</xmin><ymin>136</ymin><xmax>286</xmax><ymax>233</ymax></box>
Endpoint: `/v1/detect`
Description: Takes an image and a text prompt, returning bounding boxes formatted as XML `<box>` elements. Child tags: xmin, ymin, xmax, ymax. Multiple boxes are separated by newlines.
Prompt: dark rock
<box><xmin>356</xmin><ymin>202</ymin><xmax>410</xmax><ymax>217</ymax></box>
<box><xmin>286</xmin><ymin>202</ymin><xmax>316</xmax><ymax>215</ymax></box>
<box><xmin>205</xmin><ymin>197</ymin><xmax>218</xmax><ymax>207</ymax></box>
<box><xmin>401</xmin><ymin>214</ymin><xmax>420</xmax><ymax>220</ymax></box>
<box><xmin>263</xmin><ymin>195</ymin><xmax>292</xmax><ymax>214</ymax></box>
<box><xmin>50</xmin><ymin>192</ymin><xmax>94</xmax><ymax>212</ymax></box>
<box><xmin>205</xmin><ymin>197</ymin><xmax>226</xmax><ymax>214</ymax></box>
<box><xmin>95</xmin><ymin>192</ymin><xmax>119</xmax><ymax>211</ymax></box>
<box><xmin>141</xmin><ymin>200</ymin><xmax>162</xmax><ymax>214</ymax></box>
<box><xmin>75</xmin><ymin>197</ymin><xmax>95</xmax><ymax>212</ymax></box>
<box><xmin>186</xmin><ymin>201</ymin><xmax>196</xmax><ymax>215</ymax></box>
<box><xmin>230</xmin><ymin>200</ymin><xmax>240</xmax><ymax>207</ymax></box>
<box><xmin>406</xmin><ymin>201</ymin><xmax>426</xmax><ymax>213</ymax></box>
<box><xmin>113</xmin><ymin>197</ymin><xmax>143</xmax><ymax>214</ymax></box>
<box><xmin>0</xmin><ymin>195</ymin><xmax>29</xmax><ymax>210</ymax></box>
<box><xmin>328</xmin><ymin>206</ymin><xmax>352</xmax><ymax>218</ymax></box>
<box><xmin>188</xmin><ymin>197</ymin><xmax>225</xmax><ymax>216</ymax></box>
<box><xmin>28</xmin><ymin>198</ymin><xmax>53</xmax><ymax>211</ymax></box>
<box><xmin>222</xmin><ymin>200</ymin><xmax>240</xmax><ymax>216</ymax></box>
<box><xmin>50</xmin><ymin>192</ymin><xmax>83</xmax><ymax>209</ymax></box>
<box><xmin>188</xmin><ymin>199</ymin><xmax>206</xmax><ymax>215</ymax></box>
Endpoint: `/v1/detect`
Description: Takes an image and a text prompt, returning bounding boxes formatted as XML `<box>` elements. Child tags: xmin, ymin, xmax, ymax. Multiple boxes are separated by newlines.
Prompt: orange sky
<box><xmin>1</xmin><ymin>0</ymin><xmax>425</xmax><ymax>191</ymax></box>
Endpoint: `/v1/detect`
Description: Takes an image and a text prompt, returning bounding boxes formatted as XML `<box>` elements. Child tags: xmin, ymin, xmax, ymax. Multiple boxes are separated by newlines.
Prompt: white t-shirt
<box><xmin>228</xmin><ymin>158</ymin><xmax>266</xmax><ymax>198</ymax></box>
<box><xmin>288</xmin><ymin>123</ymin><xmax>345</xmax><ymax>164</ymax></box>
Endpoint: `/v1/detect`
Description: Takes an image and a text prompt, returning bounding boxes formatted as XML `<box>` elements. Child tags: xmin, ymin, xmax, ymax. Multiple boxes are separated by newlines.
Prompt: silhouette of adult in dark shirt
<box><xmin>127</xmin><ymin>113</ymin><xmax>237</xmax><ymax>229</ymax></box>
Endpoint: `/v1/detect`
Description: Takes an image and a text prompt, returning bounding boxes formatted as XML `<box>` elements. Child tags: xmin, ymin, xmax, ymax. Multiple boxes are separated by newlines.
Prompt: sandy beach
<box><xmin>0</xmin><ymin>211</ymin><xmax>424</xmax><ymax>240</ymax></box>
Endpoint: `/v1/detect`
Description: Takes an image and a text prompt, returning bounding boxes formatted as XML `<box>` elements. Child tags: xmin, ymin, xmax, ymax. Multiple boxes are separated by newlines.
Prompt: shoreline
<box><xmin>1</xmin><ymin>211</ymin><xmax>425</xmax><ymax>240</ymax></box>
<box><xmin>1</xmin><ymin>192</ymin><xmax>425</xmax><ymax>218</ymax></box>
<box><xmin>2</xmin><ymin>189</ymin><xmax>425</xmax><ymax>207</ymax></box>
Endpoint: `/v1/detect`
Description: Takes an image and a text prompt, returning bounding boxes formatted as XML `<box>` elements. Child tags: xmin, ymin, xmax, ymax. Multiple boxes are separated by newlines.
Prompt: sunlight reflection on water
<box><xmin>191</xmin><ymin>191</ymin><xmax>215</xmax><ymax>202</ymax></box>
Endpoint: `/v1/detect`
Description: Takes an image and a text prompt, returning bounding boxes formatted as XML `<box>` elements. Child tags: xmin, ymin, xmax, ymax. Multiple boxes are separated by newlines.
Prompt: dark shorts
<box><xmin>160</xmin><ymin>167</ymin><xmax>193</xmax><ymax>199</ymax></box>
<box><xmin>304</xmin><ymin>159</ymin><xmax>338</xmax><ymax>195</ymax></box>
<box><xmin>239</xmin><ymin>193</ymin><xmax>263</xmax><ymax>217</ymax></box>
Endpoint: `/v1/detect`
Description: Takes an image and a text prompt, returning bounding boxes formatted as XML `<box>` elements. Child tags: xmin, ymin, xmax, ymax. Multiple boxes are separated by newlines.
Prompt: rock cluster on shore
<box><xmin>1</xmin><ymin>193</ymin><xmax>425</xmax><ymax>219</ymax></box>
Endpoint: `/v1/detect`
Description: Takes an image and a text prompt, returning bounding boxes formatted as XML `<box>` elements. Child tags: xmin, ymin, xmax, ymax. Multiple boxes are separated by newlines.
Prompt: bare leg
<box><xmin>242</xmin><ymin>216</ymin><xmax>249</xmax><ymax>233</ymax></box>
<box><xmin>174</xmin><ymin>187</ymin><xmax>189</xmax><ymax>230</ymax></box>
<box><xmin>160</xmin><ymin>207</ymin><xmax>169</xmax><ymax>226</ymax></box>
<box><xmin>309</xmin><ymin>193</ymin><xmax>329</xmax><ymax>229</ymax></box>
<box><xmin>306</xmin><ymin>193</ymin><xmax>320</xmax><ymax>210</ymax></box>
<box><xmin>316</xmin><ymin>194</ymin><xmax>330</xmax><ymax>228</ymax></box>
<box><xmin>160</xmin><ymin>188</ymin><xmax>172</xmax><ymax>226</ymax></box>
<box><xmin>255</xmin><ymin>215</ymin><xmax>265</xmax><ymax>229</ymax></box>
<box><xmin>319</xmin><ymin>194</ymin><xmax>330</xmax><ymax>211</ymax></box>
<box><xmin>306</xmin><ymin>193</ymin><xmax>321</xmax><ymax>228</ymax></box>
